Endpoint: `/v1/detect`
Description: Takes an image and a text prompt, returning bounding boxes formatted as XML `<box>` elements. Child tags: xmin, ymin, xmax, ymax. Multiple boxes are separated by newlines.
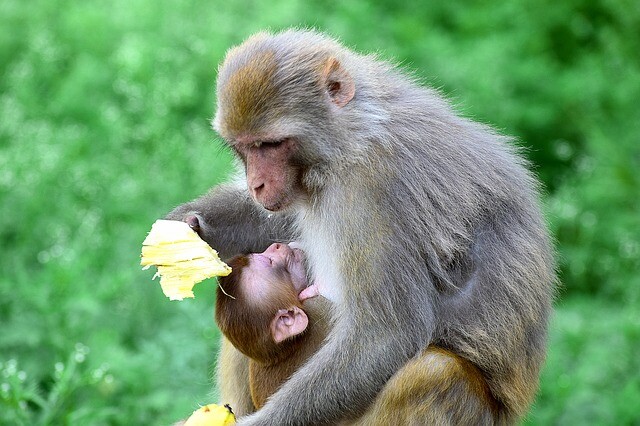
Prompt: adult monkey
<box><xmin>167</xmin><ymin>30</ymin><xmax>555</xmax><ymax>425</ymax></box>
<box><xmin>214</xmin><ymin>243</ymin><xmax>500</xmax><ymax>424</ymax></box>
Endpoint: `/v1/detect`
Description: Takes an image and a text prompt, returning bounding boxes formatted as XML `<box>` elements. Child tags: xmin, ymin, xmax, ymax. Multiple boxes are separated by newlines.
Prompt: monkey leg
<box><xmin>351</xmin><ymin>346</ymin><xmax>503</xmax><ymax>426</ymax></box>
<box><xmin>216</xmin><ymin>337</ymin><xmax>256</xmax><ymax>417</ymax></box>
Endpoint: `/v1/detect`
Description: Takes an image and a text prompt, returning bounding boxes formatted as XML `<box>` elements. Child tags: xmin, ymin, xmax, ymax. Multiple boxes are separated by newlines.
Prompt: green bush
<box><xmin>527</xmin><ymin>299</ymin><xmax>640</xmax><ymax>425</ymax></box>
<box><xmin>1</xmin><ymin>0</ymin><xmax>638</xmax><ymax>424</ymax></box>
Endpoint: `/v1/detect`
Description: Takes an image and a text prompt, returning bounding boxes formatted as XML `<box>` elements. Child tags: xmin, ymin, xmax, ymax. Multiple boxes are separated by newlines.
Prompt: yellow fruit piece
<box><xmin>184</xmin><ymin>403</ymin><xmax>236</xmax><ymax>426</ymax></box>
<box><xmin>140</xmin><ymin>220</ymin><xmax>232</xmax><ymax>300</ymax></box>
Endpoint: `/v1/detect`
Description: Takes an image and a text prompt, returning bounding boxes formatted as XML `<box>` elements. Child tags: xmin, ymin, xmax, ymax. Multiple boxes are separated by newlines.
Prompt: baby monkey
<box><xmin>215</xmin><ymin>243</ymin><xmax>503</xmax><ymax>425</ymax></box>
<box><xmin>215</xmin><ymin>242</ymin><xmax>327</xmax><ymax>409</ymax></box>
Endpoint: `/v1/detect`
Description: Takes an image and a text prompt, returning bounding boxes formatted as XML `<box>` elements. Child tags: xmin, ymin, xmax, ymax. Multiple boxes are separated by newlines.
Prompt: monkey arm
<box><xmin>233</xmin><ymin>178</ymin><xmax>442</xmax><ymax>425</ymax></box>
<box><xmin>240</xmin><ymin>314</ymin><xmax>433</xmax><ymax>425</ymax></box>
<box><xmin>238</xmin><ymin>213</ymin><xmax>438</xmax><ymax>425</ymax></box>
<box><xmin>165</xmin><ymin>181</ymin><xmax>297</xmax><ymax>259</ymax></box>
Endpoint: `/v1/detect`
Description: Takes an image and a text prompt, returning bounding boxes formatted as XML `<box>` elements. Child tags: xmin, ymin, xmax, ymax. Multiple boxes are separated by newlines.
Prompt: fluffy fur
<box><xmin>167</xmin><ymin>29</ymin><xmax>555</xmax><ymax>425</ymax></box>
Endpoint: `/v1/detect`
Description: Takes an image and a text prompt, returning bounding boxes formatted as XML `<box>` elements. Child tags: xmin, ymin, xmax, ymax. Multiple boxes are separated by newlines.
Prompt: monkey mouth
<box><xmin>262</xmin><ymin>203</ymin><xmax>281</xmax><ymax>212</ymax></box>
<box><xmin>255</xmin><ymin>195</ymin><xmax>285</xmax><ymax>212</ymax></box>
<box><xmin>285</xmin><ymin>244</ymin><xmax>309</xmax><ymax>295</ymax></box>
<box><xmin>281</xmin><ymin>242</ymin><xmax>315</xmax><ymax>300</ymax></box>
<box><xmin>256</xmin><ymin>192</ymin><xmax>297</xmax><ymax>212</ymax></box>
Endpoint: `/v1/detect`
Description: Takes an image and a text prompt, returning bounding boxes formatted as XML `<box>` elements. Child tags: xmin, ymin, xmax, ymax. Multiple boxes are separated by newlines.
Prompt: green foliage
<box><xmin>1</xmin><ymin>345</ymin><xmax>113</xmax><ymax>425</ymax></box>
<box><xmin>0</xmin><ymin>0</ymin><xmax>637</xmax><ymax>424</ymax></box>
<box><xmin>527</xmin><ymin>299</ymin><xmax>640</xmax><ymax>425</ymax></box>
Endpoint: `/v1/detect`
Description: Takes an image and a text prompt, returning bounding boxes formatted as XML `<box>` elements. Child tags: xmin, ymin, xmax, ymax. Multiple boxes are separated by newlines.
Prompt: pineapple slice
<box><xmin>141</xmin><ymin>220</ymin><xmax>231</xmax><ymax>300</ymax></box>
<box><xmin>184</xmin><ymin>403</ymin><xmax>235</xmax><ymax>425</ymax></box>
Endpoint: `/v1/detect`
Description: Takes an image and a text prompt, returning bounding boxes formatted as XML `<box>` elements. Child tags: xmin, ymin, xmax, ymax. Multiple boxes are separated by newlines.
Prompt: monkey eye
<box><xmin>253</xmin><ymin>139</ymin><xmax>286</xmax><ymax>149</ymax></box>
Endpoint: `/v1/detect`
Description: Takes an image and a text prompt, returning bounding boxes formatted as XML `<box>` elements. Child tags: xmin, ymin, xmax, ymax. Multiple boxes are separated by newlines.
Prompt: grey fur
<box><xmin>166</xmin><ymin>183</ymin><xmax>295</xmax><ymax>260</ymax></box>
<box><xmin>168</xmin><ymin>29</ymin><xmax>555</xmax><ymax>425</ymax></box>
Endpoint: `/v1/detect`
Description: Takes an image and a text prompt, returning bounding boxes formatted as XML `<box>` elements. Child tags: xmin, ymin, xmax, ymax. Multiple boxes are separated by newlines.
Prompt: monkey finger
<box><xmin>299</xmin><ymin>284</ymin><xmax>319</xmax><ymax>301</ymax></box>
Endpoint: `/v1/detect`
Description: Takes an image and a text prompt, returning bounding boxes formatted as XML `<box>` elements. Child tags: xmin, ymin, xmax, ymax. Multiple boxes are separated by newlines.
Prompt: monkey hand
<box><xmin>184</xmin><ymin>403</ymin><xmax>236</xmax><ymax>425</ymax></box>
<box><xmin>140</xmin><ymin>219</ymin><xmax>231</xmax><ymax>300</ymax></box>
<box><xmin>298</xmin><ymin>283</ymin><xmax>319</xmax><ymax>301</ymax></box>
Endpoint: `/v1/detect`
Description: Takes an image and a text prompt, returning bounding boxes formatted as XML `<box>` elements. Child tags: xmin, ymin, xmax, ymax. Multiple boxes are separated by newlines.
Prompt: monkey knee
<box><xmin>421</xmin><ymin>348</ymin><xmax>501</xmax><ymax>424</ymax></box>
<box><xmin>359</xmin><ymin>347</ymin><xmax>499</xmax><ymax>425</ymax></box>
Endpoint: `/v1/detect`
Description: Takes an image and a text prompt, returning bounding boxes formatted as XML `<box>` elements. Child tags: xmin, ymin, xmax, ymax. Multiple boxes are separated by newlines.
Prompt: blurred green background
<box><xmin>1</xmin><ymin>0</ymin><xmax>638</xmax><ymax>424</ymax></box>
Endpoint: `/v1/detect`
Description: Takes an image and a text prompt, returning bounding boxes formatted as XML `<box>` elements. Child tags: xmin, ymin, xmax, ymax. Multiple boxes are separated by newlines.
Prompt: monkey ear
<box><xmin>271</xmin><ymin>307</ymin><xmax>309</xmax><ymax>343</ymax></box>
<box><xmin>322</xmin><ymin>57</ymin><xmax>355</xmax><ymax>108</ymax></box>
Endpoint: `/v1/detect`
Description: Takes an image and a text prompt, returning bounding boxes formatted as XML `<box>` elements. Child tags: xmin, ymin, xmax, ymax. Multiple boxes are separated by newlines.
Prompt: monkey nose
<box><xmin>266</xmin><ymin>242</ymin><xmax>282</xmax><ymax>253</ymax></box>
<box><xmin>265</xmin><ymin>242</ymin><xmax>289</xmax><ymax>257</ymax></box>
<box><xmin>251</xmin><ymin>182</ymin><xmax>265</xmax><ymax>197</ymax></box>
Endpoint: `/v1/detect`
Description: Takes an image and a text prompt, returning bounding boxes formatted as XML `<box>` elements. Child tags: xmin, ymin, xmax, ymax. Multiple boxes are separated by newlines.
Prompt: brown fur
<box><xmin>351</xmin><ymin>347</ymin><xmax>504</xmax><ymax>426</ymax></box>
<box><xmin>215</xmin><ymin>256</ymin><xmax>301</xmax><ymax>364</ymax></box>
<box><xmin>220</xmin><ymin>48</ymin><xmax>279</xmax><ymax>135</ymax></box>
<box><xmin>217</xmin><ymin>266</ymin><xmax>504</xmax><ymax>424</ymax></box>
<box><xmin>248</xmin><ymin>297</ymin><xmax>332</xmax><ymax>409</ymax></box>
<box><xmin>167</xmin><ymin>29</ymin><xmax>555</xmax><ymax>425</ymax></box>
<box><xmin>215</xmin><ymin>259</ymin><xmax>332</xmax><ymax>410</ymax></box>
<box><xmin>216</xmin><ymin>337</ymin><xmax>255</xmax><ymax>417</ymax></box>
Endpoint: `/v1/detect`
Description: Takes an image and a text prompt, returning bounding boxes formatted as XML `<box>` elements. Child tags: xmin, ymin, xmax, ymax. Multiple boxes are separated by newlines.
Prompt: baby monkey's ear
<box><xmin>271</xmin><ymin>307</ymin><xmax>309</xmax><ymax>343</ymax></box>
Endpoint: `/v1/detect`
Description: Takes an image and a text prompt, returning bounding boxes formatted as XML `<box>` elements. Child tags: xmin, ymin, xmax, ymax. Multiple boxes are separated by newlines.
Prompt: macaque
<box><xmin>214</xmin><ymin>242</ymin><xmax>329</xmax><ymax>411</ymax></box>
<box><xmin>215</xmin><ymin>243</ymin><xmax>500</xmax><ymax>425</ymax></box>
<box><xmin>167</xmin><ymin>29</ymin><xmax>555</xmax><ymax>425</ymax></box>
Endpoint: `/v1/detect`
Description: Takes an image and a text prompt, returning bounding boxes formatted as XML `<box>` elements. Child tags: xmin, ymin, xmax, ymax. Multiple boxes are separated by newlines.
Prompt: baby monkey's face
<box><xmin>243</xmin><ymin>243</ymin><xmax>308</xmax><ymax>300</ymax></box>
<box><xmin>215</xmin><ymin>242</ymin><xmax>312</xmax><ymax>362</ymax></box>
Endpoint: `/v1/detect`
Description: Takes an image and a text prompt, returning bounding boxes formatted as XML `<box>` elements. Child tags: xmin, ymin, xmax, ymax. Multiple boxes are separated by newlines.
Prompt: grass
<box><xmin>1</xmin><ymin>0</ymin><xmax>638</xmax><ymax>424</ymax></box>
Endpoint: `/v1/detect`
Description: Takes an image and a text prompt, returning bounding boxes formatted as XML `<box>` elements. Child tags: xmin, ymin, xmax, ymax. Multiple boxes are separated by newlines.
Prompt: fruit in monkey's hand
<box><xmin>184</xmin><ymin>403</ymin><xmax>236</xmax><ymax>426</ymax></box>
<box><xmin>140</xmin><ymin>220</ymin><xmax>231</xmax><ymax>300</ymax></box>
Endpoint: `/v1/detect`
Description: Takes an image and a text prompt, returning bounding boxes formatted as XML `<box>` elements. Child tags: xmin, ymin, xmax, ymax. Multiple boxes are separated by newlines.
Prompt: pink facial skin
<box><xmin>243</xmin><ymin>242</ymin><xmax>316</xmax><ymax>301</ymax></box>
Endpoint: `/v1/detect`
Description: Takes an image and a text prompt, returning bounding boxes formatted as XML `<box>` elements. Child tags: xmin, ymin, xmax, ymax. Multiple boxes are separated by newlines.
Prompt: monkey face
<box><xmin>213</xmin><ymin>36</ymin><xmax>356</xmax><ymax>212</ymax></box>
<box><xmin>240</xmin><ymin>137</ymin><xmax>305</xmax><ymax>212</ymax></box>
<box><xmin>215</xmin><ymin>242</ymin><xmax>311</xmax><ymax>362</ymax></box>
<box><xmin>243</xmin><ymin>242</ymin><xmax>308</xmax><ymax>299</ymax></box>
